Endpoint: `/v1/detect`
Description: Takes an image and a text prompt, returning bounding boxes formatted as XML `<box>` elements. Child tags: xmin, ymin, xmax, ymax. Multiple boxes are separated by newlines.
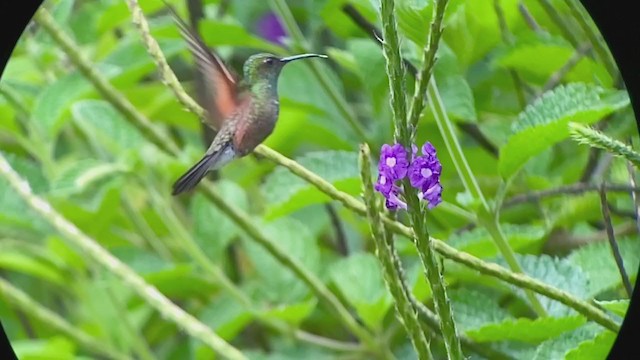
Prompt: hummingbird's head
<box><xmin>243</xmin><ymin>53</ymin><xmax>328</xmax><ymax>84</ymax></box>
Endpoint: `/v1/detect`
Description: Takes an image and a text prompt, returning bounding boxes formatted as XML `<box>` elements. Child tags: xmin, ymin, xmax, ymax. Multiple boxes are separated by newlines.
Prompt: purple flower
<box><xmin>374</xmin><ymin>173</ymin><xmax>392</xmax><ymax>196</ymax></box>
<box><xmin>257</xmin><ymin>13</ymin><xmax>287</xmax><ymax>46</ymax></box>
<box><xmin>408</xmin><ymin>142</ymin><xmax>441</xmax><ymax>189</ymax></box>
<box><xmin>374</xmin><ymin>141</ymin><xmax>442</xmax><ymax>211</ymax></box>
<box><xmin>379</xmin><ymin>143</ymin><xmax>409</xmax><ymax>180</ymax></box>
<box><xmin>385</xmin><ymin>186</ymin><xmax>407</xmax><ymax>210</ymax></box>
<box><xmin>419</xmin><ymin>182</ymin><xmax>443</xmax><ymax>209</ymax></box>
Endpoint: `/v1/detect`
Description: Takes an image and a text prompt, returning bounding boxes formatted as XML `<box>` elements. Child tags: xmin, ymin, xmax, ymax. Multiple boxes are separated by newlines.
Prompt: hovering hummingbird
<box><xmin>165</xmin><ymin>4</ymin><xmax>328</xmax><ymax>195</ymax></box>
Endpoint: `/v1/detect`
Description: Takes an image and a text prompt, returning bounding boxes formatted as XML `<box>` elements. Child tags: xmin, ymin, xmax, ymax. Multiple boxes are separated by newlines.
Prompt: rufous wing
<box><xmin>165</xmin><ymin>3</ymin><xmax>239</xmax><ymax>130</ymax></box>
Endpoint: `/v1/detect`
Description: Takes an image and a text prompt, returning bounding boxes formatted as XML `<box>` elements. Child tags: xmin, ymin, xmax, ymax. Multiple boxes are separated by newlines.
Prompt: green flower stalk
<box><xmin>360</xmin><ymin>144</ymin><xmax>433</xmax><ymax>360</ymax></box>
<box><xmin>378</xmin><ymin>0</ymin><xmax>464</xmax><ymax>358</ymax></box>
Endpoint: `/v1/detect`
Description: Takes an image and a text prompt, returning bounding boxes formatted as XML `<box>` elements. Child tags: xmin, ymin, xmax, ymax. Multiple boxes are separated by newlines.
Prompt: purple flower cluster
<box><xmin>374</xmin><ymin>142</ymin><xmax>443</xmax><ymax>211</ymax></box>
<box><xmin>257</xmin><ymin>12</ymin><xmax>287</xmax><ymax>46</ymax></box>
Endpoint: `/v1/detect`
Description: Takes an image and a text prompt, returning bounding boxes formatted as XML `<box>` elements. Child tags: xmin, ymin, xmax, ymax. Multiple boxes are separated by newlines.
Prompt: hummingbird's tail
<box><xmin>172</xmin><ymin>147</ymin><xmax>233</xmax><ymax>195</ymax></box>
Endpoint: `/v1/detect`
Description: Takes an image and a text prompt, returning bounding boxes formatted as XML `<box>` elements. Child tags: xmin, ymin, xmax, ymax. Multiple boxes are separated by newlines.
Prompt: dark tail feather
<box><xmin>172</xmin><ymin>152</ymin><xmax>220</xmax><ymax>195</ymax></box>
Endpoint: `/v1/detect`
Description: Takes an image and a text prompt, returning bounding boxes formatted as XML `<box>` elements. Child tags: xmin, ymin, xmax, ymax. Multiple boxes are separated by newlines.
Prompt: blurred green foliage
<box><xmin>0</xmin><ymin>0</ymin><xmax>638</xmax><ymax>359</ymax></box>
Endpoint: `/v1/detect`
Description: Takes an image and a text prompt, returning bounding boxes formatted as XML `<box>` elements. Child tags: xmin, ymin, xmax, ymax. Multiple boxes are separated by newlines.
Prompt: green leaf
<box><xmin>0</xmin><ymin>250</ymin><xmax>66</xmax><ymax>286</ymax></box>
<box><xmin>564</xmin><ymin>330</ymin><xmax>616</xmax><ymax>360</ymax></box>
<box><xmin>199</xmin><ymin>19</ymin><xmax>283</xmax><ymax>53</ymax></box>
<box><xmin>450</xmin><ymin>288</ymin><xmax>510</xmax><ymax>331</ymax></box>
<box><xmin>449</xmin><ymin>224</ymin><xmax>546</xmax><ymax>258</ymax></box>
<box><xmin>71</xmin><ymin>100</ymin><xmax>146</xmax><ymax>155</ymax></box>
<box><xmin>142</xmin><ymin>264</ymin><xmax>216</xmax><ymax>300</ymax></box>
<box><xmin>466</xmin><ymin>315</ymin><xmax>586</xmax><ymax>343</ymax></box>
<box><xmin>498</xmin><ymin>83</ymin><xmax>629</xmax><ymax>178</ymax></box>
<box><xmin>199</xmin><ymin>294</ymin><xmax>253</xmax><ymax>341</ymax></box>
<box><xmin>494</xmin><ymin>34</ymin><xmax>612</xmax><ymax>87</ymax></box>
<box><xmin>0</xmin><ymin>155</ymin><xmax>51</xmax><ymax>237</ymax></box>
<box><xmin>594</xmin><ymin>300</ymin><xmax>629</xmax><ymax>318</ymax></box>
<box><xmin>190</xmin><ymin>180</ymin><xmax>248</xmax><ymax>261</ymax></box>
<box><xmin>329</xmin><ymin>253</ymin><xmax>392</xmax><ymax>329</ymax></box>
<box><xmin>32</xmin><ymin>64</ymin><xmax>120</xmax><ymax>138</ymax></box>
<box><xmin>321</xmin><ymin>0</ymin><xmax>378</xmax><ymax>38</ymax></box>
<box><xmin>533</xmin><ymin>324</ymin><xmax>601</xmax><ymax>360</ymax></box>
<box><xmin>242</xmin><ymin>218</ymin><xmax>320</xmax><ymax>304</ymax></box>
<box><xmin>262</xmin><ymin>151</ymin><xmax>361</xmax><ymax>219</ymax></box>
<box><xmin>262</xmin><ymin>298</ymin><xmax>318</xmax><ymax>326</ymax></box>
<box><xmin>569</xmin><ymin>237</ymin><xmax>639</xmax><ymax>297</ymax></box>
<box><xmin>50</xmin><ymin>159</ymin><xmax>129</xmax><ymax>197</ymax></box>
<box><xmin>506</xmin><ymin>254</ymin><xmax>589</xmax><ymax>316</ymax></box>
<box><xmin>347</xmin><ymin>39</ymin><xmax>389</xmax><ymax>114</ymax></box>
<box><xmin>100</xmin><ymin>38</ymin><xmax>185</xmax><ymax>86</ymax></box>
<box><xmin>12</xmin><ymin>337</ymin><xmax>76</xmax><ymax>360</ymax></box>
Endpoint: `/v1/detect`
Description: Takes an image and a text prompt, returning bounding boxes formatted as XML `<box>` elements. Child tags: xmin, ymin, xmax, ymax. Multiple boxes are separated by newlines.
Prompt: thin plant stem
<box><xmin>536</xmin><ymin>0</ymin><xmax>581</xmax><ymax>48</ymax></box>
<box><xmin>407</xmin><ymin>0</ymin><xmax>448</xmax><ymax>132</ymax></box>
<box><xmin>625</xmin><ymin>162</ymin><xmax>640</xmax><ymax>235</ymax></box>
<box><xmin>504</xmin><ymin>182</ymin><xmax>640</xmax><ymax>207</ymax></box>
<box><xmin>493</xmin><ymin>0</ymin><xmax>526</xmax><ymax>108</ymax></box>
<box><xmin>268</xmin><ymin>0</ymin><xmax>370</xmax><ymax>143</ymax></box>
<box><xmin>0</xmin><ymin>153</ymin><xmax>247</xmax><ymax>360</ymax></box>
<box><xmin>518</xmin><ymin>2</ymin><xmax>542</xmax><ymax>33</ymax></box>
<box><xmin>598</xmin><ymin>184</ymin><xmax>633</xmax><ymax>297</ymax></box>
<box><xmin>360</xmin><ymin>144</ymin><xmax>433</xmax><ymax>360</ymax></box>
<box><xmin>0</xmin><ymin>277</ymin><xmax>131</xmax><ymax>360</ymax></box>
<box><xmin>541</xmin><ymin>42</ymin><xmax>591</xmax><ymax>94</ymax></box>
<box><xmin>563</xmin><ymin>0</ymin><xmax>618</xmax><ymax>78</ymax></box>
<box><xmin>427</xmin><ymin>78</ymin><xmax>548</xmax><ymax>317</ymax></box>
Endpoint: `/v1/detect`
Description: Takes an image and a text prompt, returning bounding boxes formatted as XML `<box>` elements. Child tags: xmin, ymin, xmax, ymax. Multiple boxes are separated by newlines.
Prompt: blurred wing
<box><xmin>166</xmin><ymin>4</ymin><xmax>239</xmax><ymax>130</ymax></box>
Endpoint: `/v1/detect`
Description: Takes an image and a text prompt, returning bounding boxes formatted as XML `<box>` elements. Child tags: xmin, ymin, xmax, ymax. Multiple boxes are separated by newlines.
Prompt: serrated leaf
<box><xmin>449</xmin><ymin>224</ymin><xmax>546</xmax><ymax>258</ymax></box>
<box><xmin>32</xmin><ymin>64</ymin><xmax>121</xmax><ymax>137</ymax></box>
<box><xmin>466</xmin><ymin>315</ymin><xmax>586</xmax><ymax>343</ymax></box>
<box><xmin>499</xmin><ymin>83</ymin><xmax>629</xmax><ymax>178</ymax></box>
<box><xmin>262</xmin><ymin>151</ymin><xmax>361</xmax><ymax>219</ymax></box>
<box><xmin>504</xmin><ymin>254</ymin><xmax>589</xmax><ymax>316</ymax></box>
<box><xmin>0</xmin><ymin>155</ymin><xmax>51</xmax><ymax>236</ymax></box>
<box><xmin>564</xmin><ymin>330</ymin><xmax>616</xmax><ymax>360</ymax></box>
<box><xmin>533</xmin><ymin>324</ymin><xmax>601</xmax><ymax>360</ymax></box>
<box><xmin>594</xmin><ymin>300</ymin><xmax>629</xmax><ymax>318</ymax></box>
<box><xmin>494</xmin><ymin>34</ymin><xmax>612</xmax><ymax>87</ymax></box>
<box><xmin>50</xmin><ymin>159</ymin><xmax>129</xmax><ymax>196</ymax></box>
<box><xmin>190</xmin><ymin>180</ymin><xmax>248</xmax><ymax>261</ymax></box>
<box><xmin>71</xmin><ymin>100</ymin><xmax>146</xmax><ymax>154</ymax></box>
<box><xmin>242</xmin><ymin>218</ymin><xmax>320</xmax><ymax>304</ymax></box>
<box><xmin>450</xmin><ymin>288</ymin><xmax>510</xmax><ymax>331</ymax></box>
<box><xmin>329</xmin><ymin>253</ymin><xmax>392</xmax><ymax>329</ymax></box>
<box><xmin>569</xmin><ymin>237</ymin><xmax>639</xmax><ymax>297</ymax></box>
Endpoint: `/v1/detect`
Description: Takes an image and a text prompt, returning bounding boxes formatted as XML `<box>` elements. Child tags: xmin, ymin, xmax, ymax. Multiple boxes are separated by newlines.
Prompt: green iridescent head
<box><xmin>243</xmin><ymin>53</ymin><xmax>328</xmax><ymax>85</ymax></box>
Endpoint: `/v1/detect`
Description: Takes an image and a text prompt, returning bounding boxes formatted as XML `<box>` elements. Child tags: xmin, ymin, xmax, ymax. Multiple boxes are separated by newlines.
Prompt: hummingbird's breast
<box><xmin>232</xmin><ymin>95</ymin><xmax>280</xmax><ymax>155</ymax></box>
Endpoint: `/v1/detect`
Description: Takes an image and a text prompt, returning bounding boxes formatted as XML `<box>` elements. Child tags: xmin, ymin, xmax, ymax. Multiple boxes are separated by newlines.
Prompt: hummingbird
<box><xmin>165</xmin><ymin>4</ymin><xmax>328</xmax><ymax>195</ymax></box>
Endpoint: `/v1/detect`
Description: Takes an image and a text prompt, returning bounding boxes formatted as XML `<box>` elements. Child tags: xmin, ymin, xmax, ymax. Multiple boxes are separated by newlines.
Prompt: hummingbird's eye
<box><xmin>265</xmin><ymin>58</ymin><xmax>274</xmax><ymax>65</ymax></box>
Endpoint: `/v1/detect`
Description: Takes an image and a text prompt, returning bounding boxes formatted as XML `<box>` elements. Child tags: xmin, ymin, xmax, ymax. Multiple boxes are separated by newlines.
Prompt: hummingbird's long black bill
<box><xmin>280</xmin><ymin>54</ymin><xmax>328</xmax><ymax>63</ymax></box>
